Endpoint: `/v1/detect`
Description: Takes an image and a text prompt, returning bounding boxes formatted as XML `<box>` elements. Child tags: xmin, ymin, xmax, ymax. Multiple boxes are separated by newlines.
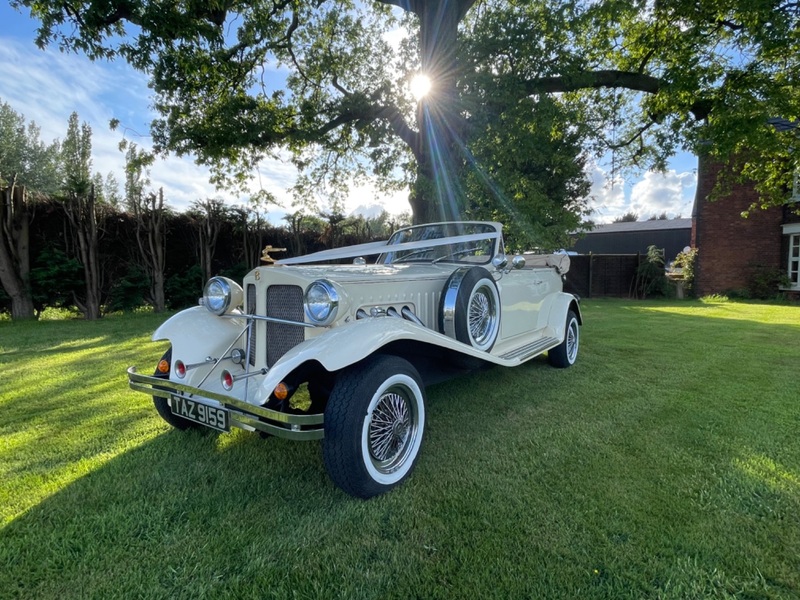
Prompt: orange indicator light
<box><xmin>274</xmin><ymin>382</ymin><xmax>289</xmax><ymax>401</ymax></box>
<box><xmin>157</xmin><ymin>359</ymin><xmax>170</xmax><ymax>373</ymax></box>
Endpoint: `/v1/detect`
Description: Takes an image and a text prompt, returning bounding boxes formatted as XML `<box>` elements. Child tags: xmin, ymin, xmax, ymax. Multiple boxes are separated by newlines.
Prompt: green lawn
<box><xmin>1</xmin><ymin>299</ymin><xmax>798</xmax><ymax>599</ymax></box>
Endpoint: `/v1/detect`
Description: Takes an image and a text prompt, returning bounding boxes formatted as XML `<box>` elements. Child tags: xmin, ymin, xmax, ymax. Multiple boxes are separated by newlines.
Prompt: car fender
<box><xmin>543</xmin><ymin>293</ymin><xmax>582</xmax><ymax>340</ymax></box>
<box><xmin>255</xmin><ymin>317</ymin><xmax>487</xmax><ymax>397</ymax></box>
<box><xmin>152</xmin><ymin>306</ymin><xmax>248</xmax><ymax>366</ymax></box>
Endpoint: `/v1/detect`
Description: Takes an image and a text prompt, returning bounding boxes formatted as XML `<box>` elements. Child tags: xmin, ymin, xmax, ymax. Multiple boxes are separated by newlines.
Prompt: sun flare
<box><xmin>409</xmin><ymin>74</ymin><xmax>432</xmax><ymax>100</ymax></box>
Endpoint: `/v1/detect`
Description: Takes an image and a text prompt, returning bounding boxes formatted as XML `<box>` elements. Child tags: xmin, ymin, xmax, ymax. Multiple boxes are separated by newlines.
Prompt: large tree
<box><xmin>61</xmin><ymin>112</ymin><xmax>104</xmax><ymax>320</ymax></box>
<box><xmin>0</xmin><ymin>100</ymin><xmax>60</xmax><ymax>319</ymax></box>
<box><xmin>16</xmin><ymin>0</ymin><xmax>800</xmax><ymax>242</ymax></box>
<box><xmin>123</xmin><ymin>141</ymin><xmax>169</xmax><ymax>312</ymax></box>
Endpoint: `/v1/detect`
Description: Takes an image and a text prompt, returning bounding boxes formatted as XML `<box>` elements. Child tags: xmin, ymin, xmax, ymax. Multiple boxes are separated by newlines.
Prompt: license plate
<box><xmin>171</xmin><ymin>396</ymin><xmax>230</xmax><ymax>432</ymax></box>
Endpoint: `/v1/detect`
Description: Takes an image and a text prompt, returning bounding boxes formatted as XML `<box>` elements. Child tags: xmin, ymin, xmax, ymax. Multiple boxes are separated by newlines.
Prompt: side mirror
<box><xmin>512</xmin><ymin>255</ymin><xmax>526</xmax><ymax>269</ymax></box>
<box><xmin>492</xmin><ymin>254</ymin><xmax>508</xmax><ymax>270</ymax></box>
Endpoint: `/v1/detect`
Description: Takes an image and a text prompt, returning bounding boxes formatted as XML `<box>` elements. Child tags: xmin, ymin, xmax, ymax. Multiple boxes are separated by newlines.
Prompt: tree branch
<box><xmin>524</xmin><ymin>69</ymin><xmax>711</xmax><ymax>120</ymax></box>
<box><xmin>525</xmin><ymin>70</ymin><xmax>662</xmax><ymax>95</ymax></box>
<box><xmin>312</xmin><ymin>102</ymin><xmax>419</xmax><ymax>158</ymax></box>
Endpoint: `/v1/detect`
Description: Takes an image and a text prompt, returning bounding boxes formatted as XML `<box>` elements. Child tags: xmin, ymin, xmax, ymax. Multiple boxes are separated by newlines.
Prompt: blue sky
<box><xmin>0</xmin><ymin>3</ymin><xmax>698</xmax><ymax>224</ymax></box>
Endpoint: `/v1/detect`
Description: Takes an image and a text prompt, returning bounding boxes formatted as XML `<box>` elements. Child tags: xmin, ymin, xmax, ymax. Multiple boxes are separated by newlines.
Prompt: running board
<box><xmin>499</xmin><ymin>336</ymin><xmax>559</xmax><ymax>361</ymax></box>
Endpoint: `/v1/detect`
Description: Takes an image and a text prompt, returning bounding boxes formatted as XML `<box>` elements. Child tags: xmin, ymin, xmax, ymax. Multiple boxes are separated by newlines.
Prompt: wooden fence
<box><xmin>564</xmin><ymin>253</ymin><xmax>641</xmax><ymax>298</ymax></box>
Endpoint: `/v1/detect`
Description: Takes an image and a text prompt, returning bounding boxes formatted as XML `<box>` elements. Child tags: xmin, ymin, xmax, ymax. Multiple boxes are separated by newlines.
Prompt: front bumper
<box><xmin>127</xmin><ymin>367</ymin><xmax>324</xmax><ymax>440</ymax></box>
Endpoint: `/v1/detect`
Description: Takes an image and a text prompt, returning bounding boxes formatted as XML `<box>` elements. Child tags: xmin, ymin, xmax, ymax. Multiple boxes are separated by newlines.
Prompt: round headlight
<box><xmin>203</xmin><ymin>276</ymin><xmax>243</xmax><ymax>315</ymax></box>
<box><xmin>304</xmin><ymin>280</ymin><xmax>339</xmax><ymax>325</ymax></box>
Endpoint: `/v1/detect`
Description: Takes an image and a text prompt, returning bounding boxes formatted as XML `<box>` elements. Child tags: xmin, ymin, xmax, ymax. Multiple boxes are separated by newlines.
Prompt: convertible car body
<box><xmin>128</xmin><ymin>221</ymin><xmax>581</xmax><ymax>498</ymax></box>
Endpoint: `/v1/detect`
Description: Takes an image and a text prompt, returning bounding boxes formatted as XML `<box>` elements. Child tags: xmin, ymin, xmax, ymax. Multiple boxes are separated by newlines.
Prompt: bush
<box><xmin>672</xmin><ymin>247</ymin><xmax>698</xmax><ymax>296</ymax></box>
<box><xmin>29</xmin><ymin>246</ymin><xmax>84</xmax><ymax>314</ymax></box>
<box><xmin>634</xmin><ymin>245</ymin><xmax>668</xmax><ymax>298</ymax></box>
<box><xmin>165</xmin><ymin>265</ymin><xmax>205</xmax><ymax>309</ymax></box>
<box><xmin>745</xmin><ymin>264</ymin><xmax>791</xmax><ymax>300</ymax></box>
<box><xmin>107</xmin><ymin>264</ymin><xmax>151</xmax><ymax>312</ymax></box>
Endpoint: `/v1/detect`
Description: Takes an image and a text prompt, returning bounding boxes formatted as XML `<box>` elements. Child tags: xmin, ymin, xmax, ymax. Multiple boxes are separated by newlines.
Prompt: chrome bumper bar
<box><xmin>127</xmin><ymin>367</ymin><xmax>324</xmax><ymax>440</ymax></box>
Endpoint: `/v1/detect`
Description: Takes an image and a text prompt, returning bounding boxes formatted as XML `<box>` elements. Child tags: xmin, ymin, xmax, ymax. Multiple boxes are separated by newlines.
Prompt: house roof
<box><xmin>766</xmin><ymin>117</ymin><xmax>800</xmax><ymax>132</ymax></box>
<box><xmin>583</xmin><ymin>218</ymin><xmax>692</xmax><ymax>234</ymax></box>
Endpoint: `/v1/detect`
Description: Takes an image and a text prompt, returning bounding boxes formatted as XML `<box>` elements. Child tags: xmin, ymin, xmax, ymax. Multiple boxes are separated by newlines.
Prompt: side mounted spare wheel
<box><xmin>439</xmin><ymin>266</ymin><xmax>500</xmax><ymax>352</ymax></box>
<box><xmin>323</xmin><ymin>355</ymin><xmax>426</xmax><ymax>499</ymax></box>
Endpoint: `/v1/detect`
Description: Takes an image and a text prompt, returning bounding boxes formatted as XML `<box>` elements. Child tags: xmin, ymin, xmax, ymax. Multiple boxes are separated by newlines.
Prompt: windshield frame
<box><xmin>378</xmin><ymin>222</ymin><xmax>503</xmax><ymax>266</ymax></box>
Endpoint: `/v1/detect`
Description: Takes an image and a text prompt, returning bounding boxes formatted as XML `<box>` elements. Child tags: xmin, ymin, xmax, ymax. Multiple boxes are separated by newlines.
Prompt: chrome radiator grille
<box><xmin>266</xmin><ymin>285</ymin><xmax>305</xmax><ymax>367</ymax></box>
<box><xmin>246</xmin><ymin>284</ymin><xmax>257</xmax><ymax>366</ymax></box>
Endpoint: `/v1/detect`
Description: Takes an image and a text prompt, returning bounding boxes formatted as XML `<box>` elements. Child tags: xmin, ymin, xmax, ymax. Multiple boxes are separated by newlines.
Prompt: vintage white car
<box><xmin>128</xmin><ymin>221</ymin><xmax>581</xmax><ymax>498</ymax></box>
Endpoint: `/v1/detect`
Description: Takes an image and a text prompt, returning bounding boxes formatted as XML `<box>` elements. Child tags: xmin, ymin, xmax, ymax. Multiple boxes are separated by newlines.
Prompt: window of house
<box><xmin>790</xmin><ymin>233</ymin><xmax>800</xmax><ymax>288</ymax></box>
<box><xmin>784</xmin><ymin>223</ymin><xmax>800</xmax><ymax>290</ymax></box>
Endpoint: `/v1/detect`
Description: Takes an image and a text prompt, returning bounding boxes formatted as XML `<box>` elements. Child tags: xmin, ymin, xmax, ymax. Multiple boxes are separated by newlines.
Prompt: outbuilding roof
<box><xmin>584</xmin><ymin>218</ymin><xmax>692</xmax><ymax>234</ymax></box>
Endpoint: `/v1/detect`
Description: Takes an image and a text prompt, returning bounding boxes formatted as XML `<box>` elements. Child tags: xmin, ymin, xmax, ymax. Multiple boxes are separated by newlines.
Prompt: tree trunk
<box><xmin>0</xmin><ymin>178</ymin><xmax>36</xmax><ymax>319</ymax></box>
<box><xmin>65</xmin><ymin>186</ymin><xmax>102</xmax><ymax>320</ymax></box>
<box><xmin>413</xmin><ymin>0</ymin><xmax>466</xmax><ymax>224</ymax></box>
<box><xmin>147</xmin><ymin>189</ymin><xmax>166</xmax><ymax>312</ymax></box>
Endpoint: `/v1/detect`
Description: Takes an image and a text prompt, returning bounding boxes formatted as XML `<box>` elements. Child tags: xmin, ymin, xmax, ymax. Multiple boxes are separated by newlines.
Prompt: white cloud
<box><xmin>586</xmin><ymin>162</ymin><xmax>697</xmax><ymax>223</ymax></box>
<box><xmin>630</xmin><ymin>170</ymin><xmax>696</xmax><ymax>219</ymax></box>
<box><xmin>586</xmin><ymin>163</ymin><xmax>627</xmax><ymax>222</ymax></box>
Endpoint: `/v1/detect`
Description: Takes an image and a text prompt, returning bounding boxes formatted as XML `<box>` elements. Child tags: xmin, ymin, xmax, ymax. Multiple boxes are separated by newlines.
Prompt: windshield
<box><xmin>379</xmin><ymin>223</ymin><xmax>499</xmax><ymax>265</ymax></box>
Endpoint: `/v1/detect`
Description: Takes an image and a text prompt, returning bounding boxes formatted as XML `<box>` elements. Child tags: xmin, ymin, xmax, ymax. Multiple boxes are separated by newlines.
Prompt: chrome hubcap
<box><xmin>566</xmin><ymin>319</ymin><xmax>579</xmax><ymax>362</ymax></box>
<box><xmin>369</xmin><ymin>387</ymin><xmax>417</xmax><ymax>474</ymax></box>
<box><xmin>469</xmin><ymin>286</ymin><xmax>496</xmax><ymax>345</ymax></box>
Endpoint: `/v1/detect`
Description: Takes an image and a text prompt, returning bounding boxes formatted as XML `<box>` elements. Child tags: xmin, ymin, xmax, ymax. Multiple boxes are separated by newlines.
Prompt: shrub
<box><xmin>746</xmin><ymin>264</ymin><xmax>791</xmax><ymax>300</ymax></box>
<box><xmin>165</xmin><ymin>265</ymin><xmax>205</xmax><ymax>309</ymax></box>
<box><xmin>29</xmin><ymin>246</ymin><xmax>84</xmax><ymax>314</ymax></box>
<box><xmin>634</xmin><ymin>245</ymin><xmax>668</xmax><ymax>298</ymax></box>
<box><xmin>107</xmin><ymin>264</ymin><xmax>151</xmax><ymax>312</ymax></box>
<box><xmin>672</xmin><ymin>247</ymin><xmax>698</xmax><ymax>296</ymax></box>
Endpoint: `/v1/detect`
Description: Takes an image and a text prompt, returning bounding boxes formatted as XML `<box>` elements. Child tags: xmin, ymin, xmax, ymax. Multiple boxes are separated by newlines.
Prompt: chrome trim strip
<box><xmin>231</xmin><ymin>413</ymin><xmax>324</xmax><ymax>441</ymax></box>
<box><xmin>222</xmin><ymin>313</ymin><xmax>317</xmax><ymax>328</ymax></box>
<box><xmin>440</xmin><ymin>266</ymin><xmax>471</xmax><ymax>338</ymax></box>
<box><xmin>128</xmin><ymin>367</ymin><xmax>324</xmax><ymax>431</ymax></box>
<box><xmin>499</xmin><ymin>337</ymin><xmax>560</xmax><ymax>361</ymax></box>
<box><xmin>401</xmin><ymin>306</ymin><xmax>425</xmax><ymax>327</ymax></box>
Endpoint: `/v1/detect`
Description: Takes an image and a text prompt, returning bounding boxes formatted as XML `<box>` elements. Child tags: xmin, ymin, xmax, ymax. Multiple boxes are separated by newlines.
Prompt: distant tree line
<box><xmin>0</xmin><ymin>100</ymin><xmax>407</xmax><ymax>320</ymax></box>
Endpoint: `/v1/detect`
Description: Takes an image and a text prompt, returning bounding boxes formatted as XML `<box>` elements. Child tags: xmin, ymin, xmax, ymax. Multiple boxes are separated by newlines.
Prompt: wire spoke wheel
<box><xmin>323</xmin><ymin>356</ymin><xmax>426</xmax><ymax>498</ymax></box>
<box><xmin>440</xmin><ymin>267</ymin><xmax>500</xmax><ymax>353</ymax></box>
<box><xmin>548</xmin><ymin>309</ymin><xmax>580</xmax><ymax>368</ymax></box>
<box><xmin>368</xmin><ymin>386</ymin><xmax>417</xmax><ymax>474</ymax></box>
<box><xmin>468</xmin><ymin>286</ymin><xmax>496</xmax><ymax>346</ymax></box>
<box><xmin>566</xmin><ymin>318</ymin><xmax>579</xmax><ymax>363</ymax></box>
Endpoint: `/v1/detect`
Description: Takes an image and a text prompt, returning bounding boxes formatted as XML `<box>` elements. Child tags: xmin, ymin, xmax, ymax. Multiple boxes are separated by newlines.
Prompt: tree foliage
<box><xmin>0</xmin><ymin>101</ymin><xmax>60</xmax><ymax>193</ymax></box>
<box><xmin>14</xmin><ymin>0</ymin><xmax>800</xmax><ymax>232</ymax></box>
<box><xmin>61</xmin><ymin>112</ymin><xmax>106</xmax><ymax>319</ymax></box>
<box><xmin>0</xmin><ymin>101</ymin><xmax>61</xmax><ymax>319</ymax></box>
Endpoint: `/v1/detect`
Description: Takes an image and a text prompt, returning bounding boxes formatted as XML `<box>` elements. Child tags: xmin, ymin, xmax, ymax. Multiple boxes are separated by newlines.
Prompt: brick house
<box><xmin>691</xmin><ymin>152</ymin><xmax>800</xmax><ymax>298</ymax></box>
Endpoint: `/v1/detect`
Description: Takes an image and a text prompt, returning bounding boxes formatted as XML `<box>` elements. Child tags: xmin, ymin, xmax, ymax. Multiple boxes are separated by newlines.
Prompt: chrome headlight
<box><xmin>203</xmin><ymin>276</ymin><xmax>243</xmax><ymax>315</ymax></box>
<box><xmin>304</xmin><ymin>280</ymin><xmax>339</xmax><ymax>325</ymax></box>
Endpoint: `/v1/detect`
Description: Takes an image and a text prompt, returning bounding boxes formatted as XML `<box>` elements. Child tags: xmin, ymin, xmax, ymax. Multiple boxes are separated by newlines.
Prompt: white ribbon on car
<box><xmin>276</xmin><ymin>231</ymin><xmax>501</xmax><ymax>265</ymax></box>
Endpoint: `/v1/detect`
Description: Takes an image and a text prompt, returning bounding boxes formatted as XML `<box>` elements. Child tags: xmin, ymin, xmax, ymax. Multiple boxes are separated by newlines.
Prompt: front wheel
<box><xmin>323</xmin><ymin>355</ymin><xmax>426</xmax><ymax>498</ymax></box>
<box><xmin>548</xmin><ymin>310</ymin><xmax>580</xmax><ymax>368</ymax></box>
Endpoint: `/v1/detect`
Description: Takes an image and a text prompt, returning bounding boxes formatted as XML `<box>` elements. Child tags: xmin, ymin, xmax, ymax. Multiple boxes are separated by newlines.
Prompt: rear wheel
<box><xmin>323</xmin><ymin>355</ymin><xmax>426</xmax><ymax>498</ymax></box>
<box><xmin>152</xmin><ymin>348</ymin><xmax>198</xmax><ymax>430</ymax></box>
<box><xmin>548</xmin><ymin>310</ymin><xmax>580</xmax><ymax>368</ymax></box>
